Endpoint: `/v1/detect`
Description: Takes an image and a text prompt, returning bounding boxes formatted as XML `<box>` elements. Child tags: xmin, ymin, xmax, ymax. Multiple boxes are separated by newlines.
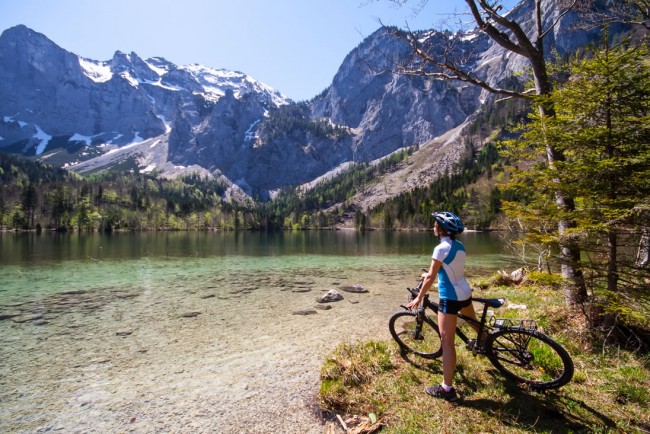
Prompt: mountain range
<box><xmin>0</xmin><ymin>0</ymin><xmax>607</xmax><ymax>201</ymax></box>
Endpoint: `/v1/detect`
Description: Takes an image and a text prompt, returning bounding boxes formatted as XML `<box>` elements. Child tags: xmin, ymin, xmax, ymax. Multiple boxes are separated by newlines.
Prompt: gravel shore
<box><xmin>1</xmin><ymin>266</ymin><xmax>410</xmax><ymax>433</ymax></box>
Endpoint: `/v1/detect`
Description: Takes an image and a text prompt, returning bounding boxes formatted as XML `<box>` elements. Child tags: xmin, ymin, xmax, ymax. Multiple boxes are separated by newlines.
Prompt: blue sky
<box><xmin>0</xmin><ymin>0</ymin><xmax>518</xmax><ymax>101</ymax></box>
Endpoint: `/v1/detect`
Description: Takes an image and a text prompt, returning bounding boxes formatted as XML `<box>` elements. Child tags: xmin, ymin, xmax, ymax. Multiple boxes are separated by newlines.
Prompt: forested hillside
<box><xmin>0</xmin><ymin>138</ymin><xmax>502</xmax><ymax>233</ymax></box>
<box><xmin>361</xmin><ymin>141</ymin><xmax>502</xmax><ymax>231</ymax></box>
<box><xmin>0</xmin><ymin>153</ymin><xmax>247</xmax><ymax>231</ymax></box>
<box><xmin>0</xmin><ymin>88</ymin><xmax>553</xmax><ymax>234</ymax></box>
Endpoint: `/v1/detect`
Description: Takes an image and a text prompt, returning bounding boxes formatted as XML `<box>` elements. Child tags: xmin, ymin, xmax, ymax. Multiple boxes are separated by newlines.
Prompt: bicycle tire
<box><xmin>388</xmin><ymin>310</ymin><xmax>442</xmax><ymax>359</ymax></box>
<box><xmin>486</xmin><ymin>327</ymin><xmax>574</xmax><ymax>390</ymax></box>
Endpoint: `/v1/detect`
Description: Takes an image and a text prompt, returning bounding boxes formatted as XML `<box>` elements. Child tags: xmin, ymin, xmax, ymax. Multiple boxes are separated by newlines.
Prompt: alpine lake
<box><xmin>0</xmin><ymin>230</ymin><xmax>521</xmax><ymax>433</ymax></box>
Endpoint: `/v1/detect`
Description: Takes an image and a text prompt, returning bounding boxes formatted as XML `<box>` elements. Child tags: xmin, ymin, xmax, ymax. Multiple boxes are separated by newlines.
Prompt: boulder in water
<box><xmin>292</xmin><ymin>309</ymin><xmax>318</xmax><ymax>316</ymax></box>
<box><xmin>340</xmin><ymin>284</ymin><xmax>368</xmax><ymax>293</ymax></box>
<box><xmin>317</xmin><ymin>289</ymin><xmax>343</xmax><ymax>303</ymax></box>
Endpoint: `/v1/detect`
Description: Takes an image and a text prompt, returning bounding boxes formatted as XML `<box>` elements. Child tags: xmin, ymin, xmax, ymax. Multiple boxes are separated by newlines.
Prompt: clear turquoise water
<box><xmin>0</xmin><ymin>230</ymin><xmax>522</xmax><ymax>432</ymax></box>
<box><xmin>0</xmin><ymin>231</ymin><xmax>519</xmax><ymax>303</ymax></box>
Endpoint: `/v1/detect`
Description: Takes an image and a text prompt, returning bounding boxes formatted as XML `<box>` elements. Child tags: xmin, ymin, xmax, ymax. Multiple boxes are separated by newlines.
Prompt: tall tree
<box><xmin>382</xmin><ymin>0</ymin><xmax>590</xmax><ymax>305</ymax></box>
<box><xmin>21</xmin><ymin>182</ymin><xmax>38</xmax><ymax>228</ymax></box>
<box><xmin>552</xmin><ymin>42</ymin><xmax>650</xmax><ymax>293</ymax></box>
<box><xmin>502</xmin><ymin>40</ymin><xmax>650</xmax><ymax>333</ymax></box>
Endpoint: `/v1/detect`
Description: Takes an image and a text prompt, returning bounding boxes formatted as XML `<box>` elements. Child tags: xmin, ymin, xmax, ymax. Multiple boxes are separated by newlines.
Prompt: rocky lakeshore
<box><xmin>0</xmin><ymin>260</ymin><xmax>412</xmax><ymax>433</ymax></box>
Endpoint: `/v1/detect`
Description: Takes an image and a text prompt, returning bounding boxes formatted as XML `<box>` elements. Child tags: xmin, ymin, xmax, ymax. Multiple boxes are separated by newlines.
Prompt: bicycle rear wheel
<box><xmin>388</xmin><ymin>310</ymin><xmax>442</xmax><ymax>359</ymax></box>
<box><xmin>486</xmin><ymin>328</ymin><xmax>574</xmax><ymax>390</ymax></box>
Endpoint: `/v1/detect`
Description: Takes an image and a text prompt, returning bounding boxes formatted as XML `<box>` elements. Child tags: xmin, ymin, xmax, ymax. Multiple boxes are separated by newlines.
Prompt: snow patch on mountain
<box><xmin>79</xmin><ymin>58</ymin><xmax>112</xmax><ymax>83</ymax></box>
<box><xmin>34</xmin><ymin>125</ymin><xmax>52</xmax><ymax>155</ymax></box>
<box><xmin>120</xmin><ymin>71</ymin><xmax>141</xmax><ymax>87</ymax></box>
<box><xmin>144</xmin><ymin>58</ymin><xmax>170</xmax><ymax>76</ymax></box>
<box><xmin>3</xmin><ymin>115</ymin><xmax>28</xmax><ymax>127</ymax></box>
<box><xmin>69</xmin><ymin>133</ymin><xmax>93</xmax><ymax>145</ymax></box>
<box><xmin>179</xmin><ymin>64</ymin><xmax>289</xmax><ymax>105</ymax></box>
<box><xmin>79</xmin><ymin>52</ymin><xmax>289</xmax><ymax>106</ymax></box>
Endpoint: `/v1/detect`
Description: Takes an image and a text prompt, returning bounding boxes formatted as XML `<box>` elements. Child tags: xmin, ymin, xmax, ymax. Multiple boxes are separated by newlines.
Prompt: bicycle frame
<box><xmin>406</xmin><ymin>285</ymin><xmax>505</xmax><ymax>353</ymax></box>
<box><xmin>393</xmin><ymin>284</ymin><xmax>574</xmax><ymax>389</ymax></box>
<box><xmin>423</xmin><ymin>294</ymin><xmax>488</xmax><ymax>347</ymax></box>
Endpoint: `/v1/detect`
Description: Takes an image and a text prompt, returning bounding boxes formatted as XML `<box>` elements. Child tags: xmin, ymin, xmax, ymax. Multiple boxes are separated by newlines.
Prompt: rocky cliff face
<box><xmin>311</xmin><ymin>27</ymin><xmax>485</xmax><ymax>163</ymax></box>
<box><xmin>0</xmin><ymin>26</ymin><xmax>166</xmax><ymax>151</ymax></box>
<box><xmin>0</xmin><ymin>25</ymin><xmax>288</xmax><ymax>173</ymax></box>
<box><xmin>0</xmin><ymin>1</ymin><xmax>612</xmax><ymax>198</ymax></box>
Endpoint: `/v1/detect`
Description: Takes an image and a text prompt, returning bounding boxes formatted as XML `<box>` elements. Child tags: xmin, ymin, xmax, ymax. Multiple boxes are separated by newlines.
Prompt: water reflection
<box><xmin>0</xmin><ymin>230</ymin><xmax>517</xmax><ymax>264</ymax></box>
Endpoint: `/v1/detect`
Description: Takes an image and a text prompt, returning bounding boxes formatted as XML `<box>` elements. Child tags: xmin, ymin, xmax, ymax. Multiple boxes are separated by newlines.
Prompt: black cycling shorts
<box><xmin>439</xmin><ymin>298</ymin><xmax>472</xmax><ymax>315</ymax></box>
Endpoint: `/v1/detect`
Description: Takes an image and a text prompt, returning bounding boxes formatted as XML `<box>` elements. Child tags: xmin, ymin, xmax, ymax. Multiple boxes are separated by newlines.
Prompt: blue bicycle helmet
<box><xmin>432</xmin><ymin>211</ymin><xmax>464</xmax><ymax>235</ymax></box>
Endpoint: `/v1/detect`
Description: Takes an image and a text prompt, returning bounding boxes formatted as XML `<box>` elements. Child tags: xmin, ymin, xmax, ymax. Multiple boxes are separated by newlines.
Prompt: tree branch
<box><xmin>465</xmin><ymin>0</ymin><xmax>530</xmax><ymax>56</ymax></box>
<box><xmin>539</xmin><ymin>0</ymin><xmax>579</xmax><ymax>40</ymax></box>
<box><xmin>390</xmin><ymin>27</ymin><xmax>533</xmax><ymax>99</ymax></box>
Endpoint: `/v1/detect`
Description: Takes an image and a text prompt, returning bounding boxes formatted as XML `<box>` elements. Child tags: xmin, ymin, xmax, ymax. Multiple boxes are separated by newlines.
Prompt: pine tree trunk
<box><xmin>607</xmin><ymin>229</ymin><xmax>618</xmax><ymax>292</ymax></box>
<box><xmin>637</xmin><ymin>227</ymin><xmax>650</xmax><ymax>268</ymax></box>
<box><xmin>538</xmin><ymin>102</ymin><xmax>588</xmax><ymax>306</ymax></box>
<box><xmin>557</xmin><ymin>217</ymin><xmax>588</xmax><ymax>305</ymax></box>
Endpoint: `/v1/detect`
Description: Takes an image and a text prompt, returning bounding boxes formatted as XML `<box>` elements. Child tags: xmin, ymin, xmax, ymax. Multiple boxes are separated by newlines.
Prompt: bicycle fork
<box><xmin>412</xmin><ymin>307</ymin><xmax>426</xmax><ymax>341</ymax></box>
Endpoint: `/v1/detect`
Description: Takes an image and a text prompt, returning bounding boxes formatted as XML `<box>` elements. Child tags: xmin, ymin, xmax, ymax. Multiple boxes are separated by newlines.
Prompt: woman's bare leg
<box><xmin>438</xmin><ymin>311</ymin><xmax>458</xmax><ymax>387</ymax></box>
<box><xmin>460</xmin><ymin>303</ymin><xmax>479</xmax><ymax>333</ymax></box>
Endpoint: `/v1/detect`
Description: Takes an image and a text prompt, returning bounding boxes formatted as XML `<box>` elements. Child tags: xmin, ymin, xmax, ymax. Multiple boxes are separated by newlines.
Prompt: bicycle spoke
<box><xmin>487</xmin><ymin>328</ymin><xmax>574</xmax><ymax>390</ymax></box>
<box><xmin>389</xmin><ymin>311</ymin><xmax>442</xmax><ymax>359</ymax></box>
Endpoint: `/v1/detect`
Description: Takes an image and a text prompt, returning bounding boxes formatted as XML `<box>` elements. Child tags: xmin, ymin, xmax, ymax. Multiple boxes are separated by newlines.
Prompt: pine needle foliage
<box><xmin>500</xmin><ymin>40</ymin><xmax>650</xmax><ymax>344</ymax></box>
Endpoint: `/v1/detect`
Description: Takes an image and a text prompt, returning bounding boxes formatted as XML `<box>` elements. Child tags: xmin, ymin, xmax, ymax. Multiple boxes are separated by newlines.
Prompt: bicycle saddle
<box><xmin>472</xmin><ymin>297</ymin><xmax>506</xmax><ymax>308</ymax></box>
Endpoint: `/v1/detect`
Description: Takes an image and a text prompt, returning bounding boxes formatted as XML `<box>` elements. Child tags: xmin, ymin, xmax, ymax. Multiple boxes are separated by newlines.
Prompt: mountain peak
<box><xmin>1</xmin><ymin>24</ymin><xmax>36</xmax><ymax>38</ymax></box>
<box><xmin>0</xmin><ymin>8</ymin><xmax>619</xmax><ymax>199</ymax></box>
<box><xmin>0</xmin><ymin>24</ymin><xmax>59</xmax><ymax>53</ymax></box>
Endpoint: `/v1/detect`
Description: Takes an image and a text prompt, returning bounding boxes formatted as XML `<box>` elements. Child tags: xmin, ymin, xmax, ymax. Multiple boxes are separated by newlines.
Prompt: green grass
<box><xmin>319</xmin><ymin>284</ymin><xmax>650</xmax><ymax>433</ymax></box>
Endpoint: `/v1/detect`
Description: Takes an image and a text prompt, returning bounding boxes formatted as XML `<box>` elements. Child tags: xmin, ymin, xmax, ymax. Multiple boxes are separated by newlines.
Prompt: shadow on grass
<box><xmin>458</xmin><ymin>369</ymin><xmax>618</xmax><ymax>432</ymax></box>
<box><xmin>397</xmin><ymin>351</ymin><xmax>618</xmax><ymax>432</ymax></box>
<box><xmin>397</xmin><ymin>349</ymin><xmax>443</xmax><ymax>375</ymax></box>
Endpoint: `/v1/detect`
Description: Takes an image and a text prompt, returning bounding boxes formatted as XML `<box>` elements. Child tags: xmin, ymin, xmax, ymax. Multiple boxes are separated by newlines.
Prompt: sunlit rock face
<box><xmin>0</xmin><ymin>2</ymin><xmax>609</xmax><ymax>197</ymax></box>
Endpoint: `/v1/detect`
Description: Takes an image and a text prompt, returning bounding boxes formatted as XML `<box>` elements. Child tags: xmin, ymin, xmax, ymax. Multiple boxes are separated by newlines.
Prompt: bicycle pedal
<box><xmin>466</xmin><ymin>339</ymin><xmax>477</xmax><ymax>351</ymax></box>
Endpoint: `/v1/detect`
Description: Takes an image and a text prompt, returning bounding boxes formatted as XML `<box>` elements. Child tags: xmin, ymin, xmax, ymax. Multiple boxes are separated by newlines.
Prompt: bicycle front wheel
<box><xmin>486</xmin><ymin>328</ymin><xmax>574</xmax><ymax>390</ymax></box>
<box><xmin>388</xmin><ymin>310</ymin><xmax>442</xmax><ymax>359</ymax></box>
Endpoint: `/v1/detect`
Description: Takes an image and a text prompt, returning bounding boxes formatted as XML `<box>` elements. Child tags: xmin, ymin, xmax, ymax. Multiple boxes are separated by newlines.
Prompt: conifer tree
<box><xmin>384</xmin><ymin>0</ymin><xmax>589</xmax><ymax>305</ymax></box>
<box><xmin>501</xmin><ymin>41</ymin><xmax>650</xmax><ymax>332</ymax></box>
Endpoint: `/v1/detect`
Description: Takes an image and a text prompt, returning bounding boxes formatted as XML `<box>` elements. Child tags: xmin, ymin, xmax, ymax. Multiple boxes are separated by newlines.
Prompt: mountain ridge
<box><xmin>0</xmin><ymin>2</ymin><xmax>610</xmax><ymax>203</ymax></box>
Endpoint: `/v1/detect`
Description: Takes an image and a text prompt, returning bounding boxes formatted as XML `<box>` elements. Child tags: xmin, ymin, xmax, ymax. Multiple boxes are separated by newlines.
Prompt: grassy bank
<box><xmin>319</xmin><ymin>280</ymin><xmax>650</xmax><ymax>433</ymax></box>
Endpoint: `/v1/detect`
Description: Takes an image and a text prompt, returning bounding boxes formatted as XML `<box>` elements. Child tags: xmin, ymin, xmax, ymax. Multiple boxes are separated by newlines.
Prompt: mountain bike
<box><xmin>388</xmin><ymin>279</ymin><xmax>574</xmax><ymax>391</ymax></box>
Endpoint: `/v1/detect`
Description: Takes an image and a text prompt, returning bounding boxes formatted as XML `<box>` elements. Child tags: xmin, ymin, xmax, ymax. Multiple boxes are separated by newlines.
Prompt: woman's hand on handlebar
<box><xmin>406</xmin><ymin>277</ymin><xmax>424</xmax><ymax>309</ymax></box>
<box><xmin>406</xmin><ymin>275</ymin><xmax>427</xmax><ymax>310</ymax></box>
<box><xmin>406</xmin><ymin>297</ymin><xmax>421</xmax><ymax>310</ymax></box>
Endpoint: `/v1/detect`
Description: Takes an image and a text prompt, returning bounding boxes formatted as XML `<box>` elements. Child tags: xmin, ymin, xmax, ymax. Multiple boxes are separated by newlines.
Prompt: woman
<box><xmin>406</xmin><ymin>211</ymin><xmax>477</xmax><ymax>402</ymax></box>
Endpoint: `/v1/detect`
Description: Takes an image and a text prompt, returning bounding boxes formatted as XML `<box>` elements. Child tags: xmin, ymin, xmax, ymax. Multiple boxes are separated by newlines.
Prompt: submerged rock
<box><xmin>12</xmin><ymin>314</ymin><xmax>43</xmax><ymax>323</ymax></box>
<box><xmin>292</xmin><ymin>309</ymin><xmax>318</xmax><ymax>316</ymax></box>
<box><xmin>340</xmin><ymin>284</ymin><xmax>368</xmax><ymax>293</ymax></box>
<box><xmin>317</xmin><ymin>290</ymin><xmax>343</xmax><ymax>303</ymax></box>
<box><xmin>291</xmin><ymin>288</ymin><xmax>312</xmax><ymax>293</ymax></box>
<box><xmin>0</xmin><ymin>312</ymin><xmax>21</xmax><ymax>321</ymax></box>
